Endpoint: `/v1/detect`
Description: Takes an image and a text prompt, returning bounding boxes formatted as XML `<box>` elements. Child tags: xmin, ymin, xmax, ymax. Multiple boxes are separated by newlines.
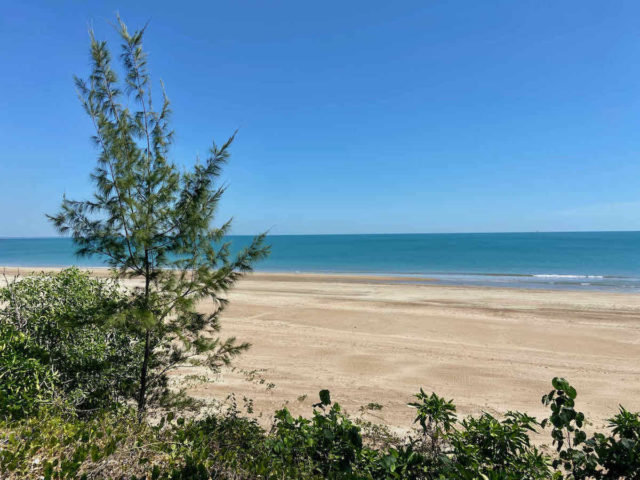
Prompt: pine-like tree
<box><xmin>49</xmin><ymin>18</ymin><xmax>269</xmax><ymax>413</ymax></box>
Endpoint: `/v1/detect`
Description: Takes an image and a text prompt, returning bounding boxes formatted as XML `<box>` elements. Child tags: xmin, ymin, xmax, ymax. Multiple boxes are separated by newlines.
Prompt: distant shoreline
<box><xmin>0</xmin><ymin>265</ymin><xmax>437</xmax><ymax>284</ymax></box>
<box><xmin>3</xmin><ymin>232</ymin><xmax>640</xmax><ymax>292</ymax></box>
<box><xmin>5</xmin><ymin>266</ymin><xmax>640</xmax><ymax>295</ymax></box>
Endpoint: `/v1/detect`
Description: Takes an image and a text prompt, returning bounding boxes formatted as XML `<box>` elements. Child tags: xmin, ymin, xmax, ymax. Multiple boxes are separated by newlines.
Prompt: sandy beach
<box><xmin>4</xmin><ymin>268</ymin><xmax>640</xmax><ymax>433</ymax></box>
<box><xmin>193</xmin><ymin>273</ymin><xmax>640</xmax><ymax>433</ymax></box>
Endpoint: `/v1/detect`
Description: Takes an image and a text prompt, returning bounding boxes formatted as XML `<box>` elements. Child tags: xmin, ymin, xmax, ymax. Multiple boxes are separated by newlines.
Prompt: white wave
<box><xmin>533</xmin><ymin>274</ymin><xmax>604</xmax><ymax>279</ymax></box>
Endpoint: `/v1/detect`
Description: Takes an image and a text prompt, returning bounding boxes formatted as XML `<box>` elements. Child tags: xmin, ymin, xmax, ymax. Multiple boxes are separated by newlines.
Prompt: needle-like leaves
<box><xmin>48</xmin><ymin>18</ymin><xmax>269</xmax><ymax>413</ymax></box>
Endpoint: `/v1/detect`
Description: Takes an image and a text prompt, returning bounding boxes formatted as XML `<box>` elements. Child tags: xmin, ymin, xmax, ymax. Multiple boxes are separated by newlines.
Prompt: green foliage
<box><xmin>410</xmin><ymin>389</ymin><xmax>457</xmax><ymax>434</ymax></box>
<box><xmin>541</xmin><ymin>377</ymin><xmax>640</xmax><ymax>479</ymax></box>
<box><xmin>269</xmin><ymin>392</ymin><xmax>365</xmax><ymax>478</ymax></box>
<box><xmin>1</xmin><ymin>383</ymin><xmax>639</xmax><ymax>479</ymax></box>
<box><xmin>0</xmin><ymin>407</ymin><xmax>167</xmax><ymax>479</ymax></box>
<box><xmin>0</xmin><ymin>268</ymin><xmax>140</xmax><ymax>413</ymax></box>
<box><xmin>402</xmin><ymin>390</ymin><xmax>550</xmax><ymax>479</ymax></box>
<box><xmin>361</xmin><ymin>402</ymin><xmax>383</xmax><ymax>412</ymax></box>
<box><xmin>542</xmin><ymin>377</ymin><xmax>585</xmax><ymax>452</ymax></box>
<box><xmin>449</xmin><ymin>411</ymin><xmax>550</xmax><ymax>479</ymax></box>
<box><xmin>0</xmin><ymin>323</ymin><xmax>56</xmax><ymax>420</ymax></box>
<box><xmin>589</xmin><ymin>407</ymin><xmax>640</xmax><ymax>479</ymax></box>
<box><xmin>409</xmin><ymin>388</ymin><xmax>457</xmax><ymax>456</ymax></box>
<box><xmin>47</xmin><ymin>17</ymin><xmax>268</xmax><ymax>413</ymax></box>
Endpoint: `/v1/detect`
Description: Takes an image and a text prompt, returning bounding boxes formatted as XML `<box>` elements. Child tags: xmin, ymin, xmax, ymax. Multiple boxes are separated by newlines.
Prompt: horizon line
<box><xmin>2</xmin><ymin>229</ymin><xmax>640</xmax><ymax>239</ymax></box>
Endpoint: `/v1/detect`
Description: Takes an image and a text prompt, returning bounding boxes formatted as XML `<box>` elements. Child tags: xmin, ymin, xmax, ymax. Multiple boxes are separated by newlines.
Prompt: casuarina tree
<box><xmin>49</xmin><ymin>17</ymin><xmax>269</xmax><ymax>414</ymax></box>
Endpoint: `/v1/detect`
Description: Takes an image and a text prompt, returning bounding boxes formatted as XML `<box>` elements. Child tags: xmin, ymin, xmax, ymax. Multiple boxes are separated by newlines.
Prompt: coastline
<box><xmin>3</xmin><ymin>265</ymin><xmax>639</xmax><ymax>293</ymax></box>
<box><xmin>4</xmin><ymin>266</ymin><xmax>639</xmax><ymax>433</ymax></box>
<box><xmin>0</xmin><ymin>266</ymin><xmax>437</xmax><ymax>284</ymax></box>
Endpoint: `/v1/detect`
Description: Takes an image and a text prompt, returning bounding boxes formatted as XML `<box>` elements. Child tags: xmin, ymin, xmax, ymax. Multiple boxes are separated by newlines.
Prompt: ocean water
<box><xmin>2</xmin><ymin>232</ymin><xmax>640</xmax><ymax>291</ymax></box>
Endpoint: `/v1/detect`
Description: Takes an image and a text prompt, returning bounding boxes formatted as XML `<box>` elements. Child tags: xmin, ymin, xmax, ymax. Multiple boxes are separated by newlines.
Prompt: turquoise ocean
<box><xmin>2</xmin><ymin>232</ymin><xmax>640</xmax><ymax>291</ymax></box>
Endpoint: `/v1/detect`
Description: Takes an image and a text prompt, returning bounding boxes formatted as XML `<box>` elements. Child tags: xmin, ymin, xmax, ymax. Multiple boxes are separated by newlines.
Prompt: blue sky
<box><xmin>2</xmin><ymin>0</ymin><xmax>640</xmax><ymax>236</ymax></box>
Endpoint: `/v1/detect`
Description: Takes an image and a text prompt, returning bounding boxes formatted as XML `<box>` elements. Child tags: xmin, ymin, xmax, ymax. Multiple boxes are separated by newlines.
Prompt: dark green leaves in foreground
<box><xmin>2</xmin><ymin>382</ymin><xmax>638</xmax><ymax>479</ymax></box>
<box><xmin>540</xmin><ymin>377</ymin><xmax>640</xmax><ymax>478</ymax></box>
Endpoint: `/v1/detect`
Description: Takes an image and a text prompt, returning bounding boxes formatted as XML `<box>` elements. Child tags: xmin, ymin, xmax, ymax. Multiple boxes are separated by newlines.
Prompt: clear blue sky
<box><xmin>2</xmin><ymin>0</ymin><xmax>640</xmax><ymax>236</ymax></box>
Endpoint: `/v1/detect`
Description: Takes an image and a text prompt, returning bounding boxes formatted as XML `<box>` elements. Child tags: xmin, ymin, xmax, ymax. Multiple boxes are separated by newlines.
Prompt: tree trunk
<box><xmin>138</xmin><ymin>255</ymin><xmax>151</xmax><ymax>414</ymax></box>
<box><xmin>137</xmin><ymin>329</ymin><xmax>151</xmax><ymax>413</ymax></box>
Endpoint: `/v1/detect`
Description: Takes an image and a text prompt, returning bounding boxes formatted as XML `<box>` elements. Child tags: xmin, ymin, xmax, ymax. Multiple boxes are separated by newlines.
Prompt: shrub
<box><xmin>542</xmin><ymin>377</ymin><xmax>640</xmax><ymax>479</ymax></box>
<box><xmin>0</xmin><ymin>407</ymin><xmax>163</xmax><ymax>479</ymax></box>
<box><xmin>0</xmin><ymin>383</ymin><xmax>639</xmax><ymax>479</ymax></box>
<box><xmin>0</xmin><ymin>323</ymin><xmax>57</xmax><ymax>420</ymax></box>
<box><xmin>0</xmin><ymin>268</ymin><xmax>142</xmax><ymax>412</ymax></box>
<box><xmin>449</xmin><ymin>411</ymin><xmax>550</xmax><ymax>479</ymax></box>
<box><xmin>591</xmin><ymin>407</ymin><xmax>640</xmax><ymax>479</ymax></box>
<box><xmin>269</xmin><ymin>390</ymin><xmax>366</xmax><ymax>477</ymax></box>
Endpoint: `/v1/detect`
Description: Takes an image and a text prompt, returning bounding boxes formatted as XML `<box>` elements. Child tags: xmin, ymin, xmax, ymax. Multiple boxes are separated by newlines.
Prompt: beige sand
<box><xmin>190</xmin><ymin>273</ymin><xmax>640</xmax><ymax>433</ymax></box>
<box><xmin>4</xmin><ymin>268</ymin><xmax>640</xmax><ymax>432</ymax></box>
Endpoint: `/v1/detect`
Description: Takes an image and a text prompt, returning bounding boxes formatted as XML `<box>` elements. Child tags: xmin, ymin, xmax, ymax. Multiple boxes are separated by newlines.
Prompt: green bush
<box><xmin>0</xmin><ymin>407</ymin><xmax>163</xmax><ymax>479</ymax></box>
<box><xmin>448</xmin><ymin>411</ymin><xmax>550</xmax><ymax>479</ymax></box>
<box><xmin>1</xmin><ymin>383</ymin><xmax>639</xmax><ymax>479</ymax></box>
<box><xmin>268</xmin><ymin>390</ymin><xmax>365</xmax><ymax>477</ymax></box>
<box><xmin>0</xmin><ymin>323</ymin><xmax>57</xmax><ymax>420</ymax></box>
<box><xmin>542</xmin><ymin>377</ymin><xmax>640</xmax><ymax>479</ymax></box>
<box><xmin>0</xmin><ymin>268</ymin><xmax>142</xmax><ymax>413</ymax></box>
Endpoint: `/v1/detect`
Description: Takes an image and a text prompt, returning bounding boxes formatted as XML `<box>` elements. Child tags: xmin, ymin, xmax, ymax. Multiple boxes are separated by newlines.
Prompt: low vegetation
<box><xmin>1</xmin><ymin>269</ymin><xmax>639</xmax><ymax>479</ymax></box>
<box><xmin>1</xmin><ymin>269</ymin><xmax>139</xmax><ymax>415</ymax></box>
